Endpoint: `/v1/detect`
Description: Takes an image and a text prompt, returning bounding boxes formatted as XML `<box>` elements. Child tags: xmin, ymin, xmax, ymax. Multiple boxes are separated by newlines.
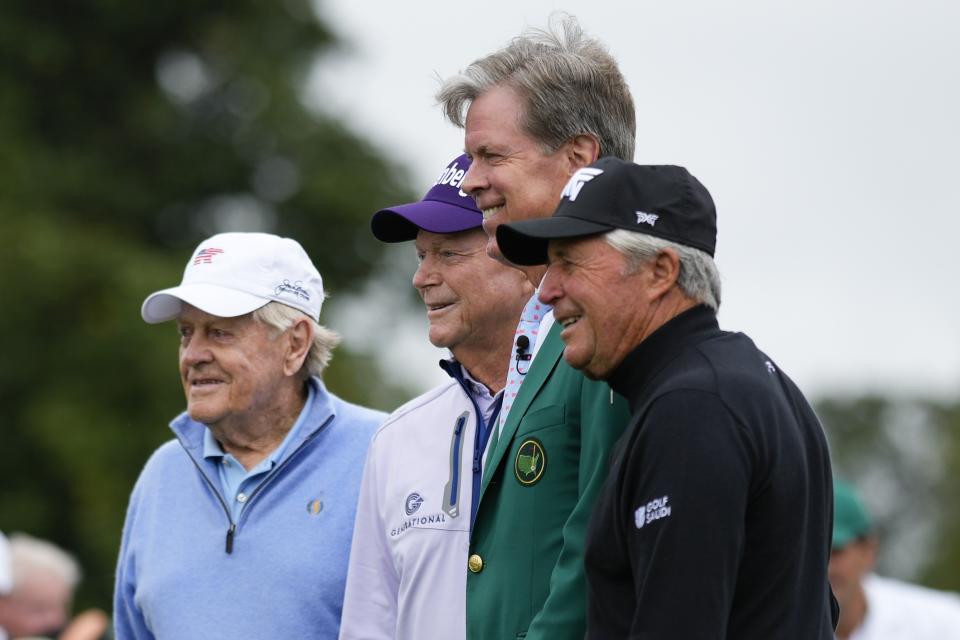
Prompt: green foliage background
<box><xmin>0</xmin><ymin>0</ymin><xmax>957</xmax><ymax>622</ymax></box>
<box><xmin>0</xmin><ymin>0</ymin><xmax>416</xmax><ymax>612</ymax></box>
<box><xmin>819</xmin><ymin>396</ymin><xmax>960</xmax><ymax>591</ymax></box>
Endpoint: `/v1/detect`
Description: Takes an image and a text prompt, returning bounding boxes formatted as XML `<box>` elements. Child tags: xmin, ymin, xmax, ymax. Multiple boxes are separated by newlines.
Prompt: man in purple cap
<box><xmin>338</xmin><ymin>155</ymin><xmax>531</xmax><ymax>640</ymax></box>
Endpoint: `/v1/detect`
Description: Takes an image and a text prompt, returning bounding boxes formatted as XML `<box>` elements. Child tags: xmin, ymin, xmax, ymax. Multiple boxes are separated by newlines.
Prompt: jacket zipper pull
<box><xmin>225</xmin><ymin>523</ymin><xmax>236</xmax><ymax>554</ymax></box>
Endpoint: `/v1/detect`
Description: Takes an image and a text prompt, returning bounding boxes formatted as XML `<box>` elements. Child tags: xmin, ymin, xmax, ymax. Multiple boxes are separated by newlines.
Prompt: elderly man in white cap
<box><xmin>114</xmin><ymin>233</ymin><xmax>385</xmax><ymax>640</ymax></box>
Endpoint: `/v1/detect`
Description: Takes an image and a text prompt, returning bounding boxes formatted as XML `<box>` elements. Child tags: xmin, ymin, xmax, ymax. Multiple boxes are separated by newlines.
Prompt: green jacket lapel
<box><xmin>481</xmin><ymin>325</ymin><xmax>565</xmax><ymax>494</ymax></box>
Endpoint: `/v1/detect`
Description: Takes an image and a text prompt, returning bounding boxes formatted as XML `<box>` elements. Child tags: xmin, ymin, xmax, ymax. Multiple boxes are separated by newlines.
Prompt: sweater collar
<box><xmin>607</xmin><ymin>305</ymin><xmax>720</xmax><ymax>411</ymax></box>
<box><xmin>170</xmin><ymin>376</ymin><xmax>334</xmax><ymax>454</ymax></box>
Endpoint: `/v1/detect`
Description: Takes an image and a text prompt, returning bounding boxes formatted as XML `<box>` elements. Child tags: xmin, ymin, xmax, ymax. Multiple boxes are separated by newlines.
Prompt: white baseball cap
<box><xmin>141</xmin><ymin>232</ymin><xmax>325</xmax><ymax>323</ymax></box>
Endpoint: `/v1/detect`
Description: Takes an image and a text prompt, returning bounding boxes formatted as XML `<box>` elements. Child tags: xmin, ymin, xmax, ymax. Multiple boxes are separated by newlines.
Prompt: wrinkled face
<box><xmin>829</xmin><ymin>538</ymin><xmax>877</xmax><ymax>606</ymax></box>
<box><xmin>176</xmin><ymin>305</ymin><xmax>288</xmax><ymax>428</ymax></box>
<box><xmin>540</xmin><ymin>236</ymin><xmax>649</xmax><ymax>379</ymax></box>
<box><xmin>0</xmin><ymin>572</ymin><xmax>71</xmax><ymax>636</ymax></box>
<box><xmin>413</xmin><ymin>228</ymin><xmax>531</xmax><ymax>356</ymax></box>
<box><xmin>462</xmin><ymin>84</ymin><xmax>576</xmax><ymax>264</ymax></box>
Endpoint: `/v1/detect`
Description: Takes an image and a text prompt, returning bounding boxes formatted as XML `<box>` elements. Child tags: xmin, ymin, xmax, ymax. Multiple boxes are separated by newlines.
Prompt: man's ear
<box><xmin>646</xmin><ymin>248</ymin><xmax>682</xmax><ymax>300</ymax></box>
<box><xmin>565</xmin><ymin>134</ymin><xmax>601</xmax><ymax>170</ymax></box>
<box><xmin>283</xmin><ymin>318</ymin><xmax>313</xmax><ymax>377</ymax></box>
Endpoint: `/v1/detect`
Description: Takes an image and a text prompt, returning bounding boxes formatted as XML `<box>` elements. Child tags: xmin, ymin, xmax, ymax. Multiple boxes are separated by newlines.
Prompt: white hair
<box><xmin>8</xmin><ymin>533</ymin><xmax>81</xmax><ymax>590</ymax></box>
<box><xmin>605</xmin><ymin>229</ymin><xmax>722</xmax><ymax>312</ymax></box>
<box><xmin>252</xmin><ymin>302</ymin><xmax>340</xmax><ymax>378</ymax></box>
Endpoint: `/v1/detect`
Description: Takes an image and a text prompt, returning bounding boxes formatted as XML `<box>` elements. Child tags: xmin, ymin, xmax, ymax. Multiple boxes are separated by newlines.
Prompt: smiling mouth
<box><xmin>190</xmin><ymin>378</ymin><xmax>224</xmax><ymax>387</ymax></box>
<box><xmin>559</xmin><ymin>316</ymin><xmax>581</xmax><ymax>329</ymax></box>
<box><xmin>481</xmin><ymin>205</ymin><xmax>503</xmax><ymax>220</ymax></box>
<box><xmin>427</xmin><ymin>302</ymin><xmax>455</xmax><ymax>313</ymax></box>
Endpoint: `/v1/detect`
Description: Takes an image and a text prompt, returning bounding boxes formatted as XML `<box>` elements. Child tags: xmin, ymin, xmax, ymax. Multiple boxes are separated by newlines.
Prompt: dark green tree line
<box><xmin>0</xmin><ymin>0</ymin><xmax>414</xmax><ymax>610</ymax></box>
<box><xmin>818</xmin><ymin>394</ymin><xmax>960</xmax><ymax>591</ymax></box>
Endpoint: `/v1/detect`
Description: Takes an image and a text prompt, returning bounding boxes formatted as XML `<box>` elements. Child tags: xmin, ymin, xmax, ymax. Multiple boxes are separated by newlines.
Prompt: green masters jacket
<box><xmin>466</xmin><ymin>323</ymin><xmax>630</xmax><ymax>639</ymax></box>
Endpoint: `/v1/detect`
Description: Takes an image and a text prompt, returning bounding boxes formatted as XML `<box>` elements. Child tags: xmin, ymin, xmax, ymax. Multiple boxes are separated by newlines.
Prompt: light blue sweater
<box><xmin>114</xmin><ymin>378</ymin><xmax>384</xmax><ymax>640</ymax></box>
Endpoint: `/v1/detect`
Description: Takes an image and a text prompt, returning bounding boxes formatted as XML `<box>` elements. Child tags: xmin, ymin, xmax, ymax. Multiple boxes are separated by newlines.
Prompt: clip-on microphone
<box><xmin>515</xmin><ymin>335</ymin><xmax>532</xmax><ymax>374</ymax></box>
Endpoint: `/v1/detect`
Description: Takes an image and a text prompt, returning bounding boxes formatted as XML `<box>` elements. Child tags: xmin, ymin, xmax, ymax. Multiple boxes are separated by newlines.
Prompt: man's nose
<box><xmin>180</xmin><ymin>334</ymin><xmax>213</xmax><ymax>366</ymax></box>
<box><xmin>538</xmin><ymin>264</ymin><xmax>563</xmax><ymax>305</ymax></box>
<box><xmin>412</xmin><ymin>256</ymin><xmax>440</xmax><ymax>289</ymax></box>
<box><xmin>461</xmin><ymin>161</ymin><xmax>487</xmax><ymax>197</ymax></box>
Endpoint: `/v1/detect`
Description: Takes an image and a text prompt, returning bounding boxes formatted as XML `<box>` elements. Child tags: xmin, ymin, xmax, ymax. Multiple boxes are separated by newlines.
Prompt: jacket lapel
<box><xmin>481</xmin><ymin>325</ymin><xmax>564</xmax><ymax>495</ymax></box>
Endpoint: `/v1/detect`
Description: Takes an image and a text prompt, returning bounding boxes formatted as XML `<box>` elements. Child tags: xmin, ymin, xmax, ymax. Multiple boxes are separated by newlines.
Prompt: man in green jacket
<box><xmin>437</xmin><ymin>15</ymin><xmax>635</xmax><ymax>639</ymax></box>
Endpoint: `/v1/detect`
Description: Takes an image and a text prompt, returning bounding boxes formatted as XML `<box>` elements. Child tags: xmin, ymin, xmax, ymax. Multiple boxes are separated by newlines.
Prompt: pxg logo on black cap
<box><xmin>496</xmin><ymin>157</ymin><xmax>717</xmax><ymax>266</ymax></box>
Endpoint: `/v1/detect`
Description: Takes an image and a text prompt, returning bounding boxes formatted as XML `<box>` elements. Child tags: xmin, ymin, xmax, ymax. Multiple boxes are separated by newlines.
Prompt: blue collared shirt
<box><xmin>202</xmin><ymin>383</ymin><xmax>316</xmax><ymax>520</ymax></box>
<box><xmin>459</xmin><ymin>364</ymin><xmax>502</xmax><ymax>427</ymax></box>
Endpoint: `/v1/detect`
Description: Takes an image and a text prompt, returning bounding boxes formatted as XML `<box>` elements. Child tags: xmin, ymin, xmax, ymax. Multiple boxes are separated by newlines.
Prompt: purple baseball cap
<box><xmin>371</xmin><ymin>154</ymin><xmax>482</xmax><ymax>242</ymax></box>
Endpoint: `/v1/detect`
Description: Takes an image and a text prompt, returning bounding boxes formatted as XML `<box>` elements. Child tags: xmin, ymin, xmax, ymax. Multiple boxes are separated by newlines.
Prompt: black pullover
<box><xmin>585</xmin><ymin>305</ymin><xmax>838</xmax><ymax>639</ymax></box>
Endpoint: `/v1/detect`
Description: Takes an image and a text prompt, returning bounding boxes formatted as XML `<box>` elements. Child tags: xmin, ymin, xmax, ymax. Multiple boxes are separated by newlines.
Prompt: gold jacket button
<box><xmin>468</xmin><ymin>554</ymin><xmax>484</xmax><ymax>573</ymax></box>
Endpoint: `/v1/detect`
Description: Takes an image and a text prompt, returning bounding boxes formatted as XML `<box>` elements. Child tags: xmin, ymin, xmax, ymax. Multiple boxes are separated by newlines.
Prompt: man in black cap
<box><xmin>497</xmin><ymin>157</ymin><xmax>839</xmax><ymax>639</ymax></box>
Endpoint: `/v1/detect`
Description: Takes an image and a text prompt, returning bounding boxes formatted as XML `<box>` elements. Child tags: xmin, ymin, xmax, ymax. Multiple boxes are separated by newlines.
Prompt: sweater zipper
<box><xmin>176</xmin><ymin>413</ymin><xmax>334</xmax><ymax>555</ymax></box>
<box><xmin>177</xmin><ymin>444</ymin><xmax>237</xmax><ymax>553</ymax></box>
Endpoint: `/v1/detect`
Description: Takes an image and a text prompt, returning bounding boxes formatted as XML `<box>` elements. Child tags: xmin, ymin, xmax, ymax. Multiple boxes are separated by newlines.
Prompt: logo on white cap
<box><xmin>141</xmin><ymin>232</ymin><xmax>324</xmax><ymax>324</ymax></box>
<box><xmin>193</xmin><ymin>247</ymin><xmax>224</xmax><ymax>265</ymax></box>
<box><xmin>561</xmin><ymin>167</ymin><xmax>604</xmax><ymax>202</ymax></box>
<box><xmin>275</xmin><ymin>280</ymin><xmax>311</xmax><ymax>302</ymax></box>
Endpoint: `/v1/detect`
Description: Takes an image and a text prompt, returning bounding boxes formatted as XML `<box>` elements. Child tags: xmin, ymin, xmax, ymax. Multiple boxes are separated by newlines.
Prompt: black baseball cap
<box><xmin>496</xmin><ymin>157</ymin><xmax>717</xmax><ymax>265</ymax></box>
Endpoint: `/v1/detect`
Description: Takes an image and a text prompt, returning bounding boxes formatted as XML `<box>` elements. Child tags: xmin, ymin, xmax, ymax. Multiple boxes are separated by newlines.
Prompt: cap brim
<box><xmin>497</xmin><ymin>216</ymin><xmax>616</xmax><ymax>266</ymax></box>
<box><xmin>141</xmin><ymin>284</ymin><xmax>269</xmax><ymax>323</ymax></box>
<box><xmin>371</xmin><ymin>200</ymin><xmax>482</xmax><ymax>242</ymax></box>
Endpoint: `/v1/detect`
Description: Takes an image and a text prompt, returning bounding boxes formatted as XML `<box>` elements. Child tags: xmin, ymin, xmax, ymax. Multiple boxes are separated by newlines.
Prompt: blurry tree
<box><xmin>0</xmin><ymin>0</ymin><xmax>416</xmax><ymax>613</ymax></box>
<box><xmin>818</xmin><ymin>394</ymin><xmax>960</xmax><ymax>592</ymax></box>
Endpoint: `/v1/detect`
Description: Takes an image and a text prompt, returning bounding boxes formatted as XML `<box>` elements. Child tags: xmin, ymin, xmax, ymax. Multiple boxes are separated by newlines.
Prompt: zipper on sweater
<box><xmin>225</xmin><ymin>523</ymin><xmax>236</xmax><ymax>553</ymax></box>
<box><xmin>235</xmin><ymin>414</ymin><xmax>334</xmax><ymax>532</ymax></box>
<box><xmin>176</xmin><ymin>413</ymin><xmax>334</xmax><ymax>555</ymax></box>
<box><xmin>176</xmin><ymin>440</ymin><xmax>237</xmax><ymax>553</ymax></box>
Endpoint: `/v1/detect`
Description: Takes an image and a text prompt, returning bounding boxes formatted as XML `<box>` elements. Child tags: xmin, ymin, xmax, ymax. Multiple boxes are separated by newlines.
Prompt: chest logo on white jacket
<box><xmin>405</xmin><ymin>492</ymin><xmax>424</xmax><ymax>515</ymax></box>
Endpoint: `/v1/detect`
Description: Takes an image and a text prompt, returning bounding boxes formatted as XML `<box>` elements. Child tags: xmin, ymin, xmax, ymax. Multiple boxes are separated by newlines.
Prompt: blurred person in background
<box><xmin>0</xmin><ymin>533</ymin><xmax>108</xmax><ymax>640</ymax></box>
<box><xmin>831</xmin><ymin>479</ymin><xmax>960</xmax><ymax>639</ymax></box>
<box><xmin>339</xmin><ymin>153</ymin><xmax>531</xmax><ymax>639</ymax></box>
<box><xmin>114</xmin><ymin>232</ymin><xmax>384</xmax><ymax>639</ymax></box>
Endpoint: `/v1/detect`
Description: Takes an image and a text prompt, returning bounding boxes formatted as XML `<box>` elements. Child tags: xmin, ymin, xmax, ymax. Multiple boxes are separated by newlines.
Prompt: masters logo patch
<box><xmin>514</xmin><ymin>438</ymin><xmax>546</xmax><ymax>486</ymax></box>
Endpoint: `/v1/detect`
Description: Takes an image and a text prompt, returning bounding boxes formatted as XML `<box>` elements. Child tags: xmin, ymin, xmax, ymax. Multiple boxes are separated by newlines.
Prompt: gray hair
<box><xmin>437</xmin><ymin>14</ymin><xmax>636</xmax><ymax>161</ymax></box>
<box><xmin>253</xmin><ymin>302</ymin><xmax>340</xmax><ymax>378</ymax></box>
<box><xmin>8</xmin><ymin>533</ymin><xmax>81</xmax><ymax>590</ymax></box>
<box><xmin>605</xmin><ymin>229</ymin><xmax>722</xmax><ymax>312</ymax></box>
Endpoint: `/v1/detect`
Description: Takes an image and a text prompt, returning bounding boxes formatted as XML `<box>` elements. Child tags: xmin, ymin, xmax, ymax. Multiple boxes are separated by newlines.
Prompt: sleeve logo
<box><xmin>635</xmin><ymin>495</ymin><xmax>671</xmax><ymax>529</ymax></box>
